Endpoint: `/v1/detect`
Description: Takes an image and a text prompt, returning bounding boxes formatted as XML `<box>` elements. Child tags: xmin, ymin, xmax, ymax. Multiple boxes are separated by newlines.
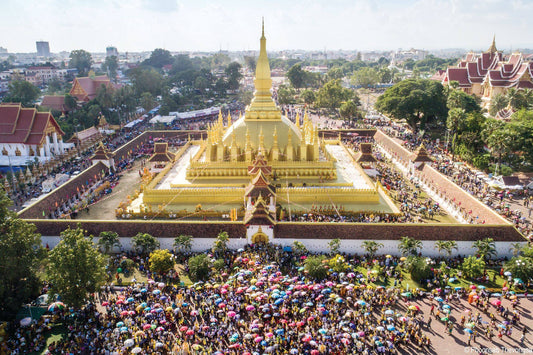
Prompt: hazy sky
<box><xmin>1</xmin><ymin>0</ymin><xmax>531</xmax><ymax>53</ymax></box>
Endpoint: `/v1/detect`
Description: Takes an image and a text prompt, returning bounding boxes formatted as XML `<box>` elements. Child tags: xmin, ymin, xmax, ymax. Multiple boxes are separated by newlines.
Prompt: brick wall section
<box><xmin>274</xmin><ymin>223</ymin><xmax>525</xmax><ymax>242</ymax></box>
<box><xmin>373</xmin><ymin>128</ymin><xmax>508</xmax><ymax>225</ymax></box>
<box><xmin>374</xmin><ymin>129</ymin><xmax>412</xmax><ymax>163</ymax></box>
<box><xmin>18</xmin><ymin>162</ymin><xmax>110</xmax><ymax>219</ymax></box>
<box><xmin>28</xmin><ymin>219</ymin><xmax>246</xmax><ymax>238</ymax></box>
<box><xmin>113</xmin><ymin>130</ymin><xmax>204</xmax><ymax>161</ymax></box>
<box><xmin>418</xmin><ymin>164</ymin><xmax>506</xmax><ymax>225</ymax></box>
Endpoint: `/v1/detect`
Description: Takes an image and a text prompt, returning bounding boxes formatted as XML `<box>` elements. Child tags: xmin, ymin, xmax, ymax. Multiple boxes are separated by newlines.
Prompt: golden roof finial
<box><xmin>295</xmin><ymin>112</ymin><xmax>300</xmax><ymax>128</ymax></box>
<box><xmin>487</xmin><ymin>35</ymin><xmax>497</xmax><ymax>53</ymax></box>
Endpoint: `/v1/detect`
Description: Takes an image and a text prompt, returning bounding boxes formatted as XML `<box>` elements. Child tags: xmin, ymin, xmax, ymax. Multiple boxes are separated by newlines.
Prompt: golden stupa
<box><xmin>139</xmin><ymin>21</ymin><xmax>397</xmax><ymax>218</ymax></box>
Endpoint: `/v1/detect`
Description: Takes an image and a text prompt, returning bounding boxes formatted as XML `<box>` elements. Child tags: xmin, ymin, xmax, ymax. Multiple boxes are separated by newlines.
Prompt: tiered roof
<box><xmin>355</xmin><ymin>143</ymin><xmax>377</xmax><ymax>163</ymax></box>
<box><xmin>148</xmin><ymin>142</ymin><xmax>175</xmax><ymax>162</ymax></box>
<box><xmin>91</xmin><ymin>142</ymin><xmax>114</xmax><ymax>160</ymax></box>
<box><xmin>436</xmin><ymin>39</ymin><xmax>533</xmax><ymax>90</ymax></box>
<box><xmin>244</xmin><ymin>193</ymin><xmax>276</xmax><ymax>225</ymax></box>
<box><xmin>0</xmin><ymin>103</ymin><xmax>64</xmax><ymax>145</ymax></box>
<box><xmin>68</xmin><ymin>126</ymin><xmax>102</xmax><ymax>144</ymax></box>
<box><xmin>41</xmin><ymin>95</ymin><xmax>70</xmax><ymax>112</ymax></box>
<box><xmin>69</xmin><ymin>75</ymin><xmax>112</xmax><ymax>101</ymax></box>
<box><xmin>412</xmin><ymin>144</ymin><xmax>433</xmax><ymax>163</ymax></box>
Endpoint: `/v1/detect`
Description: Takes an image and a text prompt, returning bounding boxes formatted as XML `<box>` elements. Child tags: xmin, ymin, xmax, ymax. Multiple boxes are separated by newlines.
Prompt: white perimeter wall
<box><xmin>41</xmin><ymin>236</ymin><xmax>523</xmax><ymax>258</ymax></box>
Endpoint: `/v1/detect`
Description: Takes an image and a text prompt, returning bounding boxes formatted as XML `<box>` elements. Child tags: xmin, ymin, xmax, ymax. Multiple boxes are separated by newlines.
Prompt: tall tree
<box><xmin>149</xmin><ymin>249</ymin><xmax>175</xmax><ymax>275</ymax></box>
<box><xmin>3</xmin><ymin>80</ymin><xmax>40</xmax><ymax>106</ymax></box>
<box><xmin>362</xmin><ymin>240</ymin><xmax>383</xmax><ymax>257</ymax></box>
<box><xmin>173</xmin><ymin>234</ymin><xmax>193</xmax><ymax>254</ymax></box>
<box><xmin>351</xmin><ymin>67</ymin><xmax>378</xmax><ymax>88</ymax></box>
<box><xmin>398</xmin><ymin>236</ymin><xmax>422</xmax><ymax>256</ymax></box>
<box><xmin>287</xmin><ymin>64</ymin><xmax>306</xmax><ymax>91</ymax></box>
<box><xmin>434</xmin><ymin>240</ymin><xmax>458</xmax><ymax>257</ymax></box>
<box><xmin>212</xmin><ymin>231</ymin><xmax>230</xmax><ymax>255</ymax></box>
<box><xmin>339</xmin><ymin>100</ymin><xmax>360</xmax><ymax>121</ymax></box>
<box><xmin>472</xmin><ymin>238</ymin><xmax>497</xmax><ymax>261</ymax></box>
<box><xmin>489</xmin><ymin>93</ymin><xmax>509</xmax><ymax>117</ymax></box>
<box><xmin>47</xmin><ymin>227</ymin><xmax>106</xmax><ymax>309</ymax></box>
<box><xmin>0</xmin><ymin>189</ymin><xmax>43</xmax><ymax>320</ymax></box>
<box><xmin>316</xmin><ymin>79</ymin><xmax>354</xmax><ymax>113</ymax></box>
<box><xmin>375</xmin><ymin>79</ymin><xmax>448</xmax><ymax>132</ymax></box>
<box><xmin>140</xmin><ymin>92</ymin><xmax>156</xmax><ymax>112</ymax></box>
<box><xmin>225</xmin><ymin>62</ymin><xmax>242</xmax><ymax>91</ymax></box>
<box><xmin>143</xmin><ymin>48</ymin><xmax>173</xmax><ymax>69</ymax></box>
<box><xmin>69</xmin><ymin>49</ymin><xmax>93</xmax><ymax>77</ymax></box>
<box><xmin>102</xmin><ymin>55</ymin><xmax>119</xmax><ymax>82</ymax></box>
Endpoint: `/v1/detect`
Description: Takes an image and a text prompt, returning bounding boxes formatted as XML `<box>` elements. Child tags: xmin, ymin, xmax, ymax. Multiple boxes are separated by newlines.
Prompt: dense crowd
<box><xmin>3</xmin><ymin>246</ymin><xmax>530</xmax><ymax>354</ymax></box>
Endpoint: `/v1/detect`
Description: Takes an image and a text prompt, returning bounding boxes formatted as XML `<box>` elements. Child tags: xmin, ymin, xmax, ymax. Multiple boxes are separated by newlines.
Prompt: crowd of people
<box><xmin>2</xmin><ymin>246</ymin><xmax>530</xmax><ymax>354</ymax></box>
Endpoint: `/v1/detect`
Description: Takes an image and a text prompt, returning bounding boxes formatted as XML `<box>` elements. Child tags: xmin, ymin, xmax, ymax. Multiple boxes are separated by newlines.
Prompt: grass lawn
<box><xmin>30</xmin><ymin>323</ymin><xmax>67</xmax><ymax>355</ymax></box>
<box><xmin>112</xmin><ymin>264</ymin><xmax>193</xmax><ymax>287</ymax></box>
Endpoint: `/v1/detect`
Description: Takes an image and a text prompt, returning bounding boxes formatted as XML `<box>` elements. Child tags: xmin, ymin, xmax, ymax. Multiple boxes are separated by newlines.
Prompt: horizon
<box><xmin>0</xmin><ymin>0</ymin><xmax>531</xmax><ymax>54</ymax></box>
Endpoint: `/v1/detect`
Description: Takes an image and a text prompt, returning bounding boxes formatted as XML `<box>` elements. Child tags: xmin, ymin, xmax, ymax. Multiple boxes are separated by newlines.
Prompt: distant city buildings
<box><xmin>431</xmin><ymin>38</ymin><xmax>533</xmax><ymax>106</ymax></box>
<box><xmin>106</xmin><ymin>46</ymin><xmax>118</xmax><ymax>57</ymax></box>
<box><xmin>36</xmin><ymin>41</ymin><xmax>50</xmax><ymax>57</ymax></box>
<box><xmin>0</xmin><ymin>47</ymin><xmax>7</xmax><ymax>54</ymax></box>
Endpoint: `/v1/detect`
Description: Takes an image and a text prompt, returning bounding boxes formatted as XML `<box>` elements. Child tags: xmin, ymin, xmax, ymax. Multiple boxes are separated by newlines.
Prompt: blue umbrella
<box><xmin>435</xmin><ymin>297</ymin><xmax>444</xmax><ymax>302</ymax></box>
<box><xmin>454</xmin><ymin>287</ymin><xmax>462</xmax><ymax>291</ymax></box>
<box><xmin>274</xmin><ymin>299</ymin><xmax>284</xmax><ymax>306</ymax></box>
<box><xmin>127</xmin><ymin>297</ymin><xmax>134</xmax><ymax>303</ymax></box>
<box><xmin>116</xmin><ymin>321</ymin><xmax>124</xmax><ymax>328</ymax></box>
<box><xmin>276</xmin><ymin>328</ymin><xmax>284</xmax><ymax>335</ymax></box>
<box><xmin>385</xmin><ymin>310</ymin><xmax>394</xmax><ymax>315</ymax></box>
<box><xmin>464</xmin><ymin>328</ymin><xmax>473</xmax><ymax>334</ymax></box>
<box><xmin>442</xmin><ymin>305</ymin><xmax>451</xmax><ymax>309</ymax></box>
<box><xmin>387</xmin><ymin>325</ymin><xmax>395</xmax><ymax>331</ymax></box>
<box><xmin>120</xmin><ymin>326</ymin><xmax>128</xmax><ymax>332</ymax></box>
<box><xmin>491</xmin><ymin>293</ymin><xmax>502</xmax><ymax>297</ymax></box>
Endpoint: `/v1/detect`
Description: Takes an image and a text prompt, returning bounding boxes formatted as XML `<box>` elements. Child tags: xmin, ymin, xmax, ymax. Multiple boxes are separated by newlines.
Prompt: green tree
<box><xmin>3</xmin><ymin>80</ymin><xmax>40</xmax><ymax>106</ymax></box>
<box><xmin>339</xmin><ymin>100</ymin><xmax>360</xmax><ymax>121</ymax></box>
<box><xmin>461</xmin><ymin>256</ymin><xmax>485</xmax><ymax>279</ymax></box>
<box><xmin>212</xmin><ymin>231</ymin><xmax>229</xmax><ymax>254</ymax></box>
<box><xmin>277</xmin><ymin>84</ymin><xmax>296</xmax><ymax>105</ymax></box>
<box><xmin>292</xmin><ymin>241</ymin><xmax>308</xmax><ymax>255</ymax></box>
<box><xmin>244</xmin><ymin>56</ymin><xmax>256</xmax><ymax>72</ymax></box>
<box><xmin>140</xmin><ymin>92</ymin><xmax>156</xmax><ymax>112</ymax></box>
<box><xmin>489</xmin><ymin>93</ymin><xmax>509</xmax><ymax>117</ymax></box>
<box><xmin>173</xmin><ymin>234</ymin><xmax>193</xmax><ymax>254</ymax></box>
<box><xmin>484</xmin><ymin>122</ymin><xmax>513</xmax><ymax>175</ymax></box>
<box><xmin>327</xmin><ymin>67</ymin><xmax>344</xmax><ymax>81</ymax></box>
<box><xmin>472</xmin><ymin>238</ymin><xmax>497</xmax><ymax>261</ymax></box>
<box><xmin>97</xmin><ymin>231</ymin><xmax>121</xmax><ymax>254</ymax></box>
<box><xmin>47</xmin><ymin>227</ymin><xmax>106</xmax><ymax>309</ymax></box>
<box><xmin>102</xmin><ymin>55</ymin><xmax>119</xmax><ymax>82</ymax></box>
<box><xmin>434</xmin><ymin>240</ymin><xmax>458</xmax><ymax>257</ymax></box>
<box><xmin>447</xmin><ymin>89</ymin><xmax>481</xmax><ymax>113</ymax></box>
<box><xmin>362</xmin><ymin>240</ymin><xmax>383</xmax><ymax>257</ymax></box>
<box><xmin>287</xmin><ymin>64</ymin><xmax>306</xmax><ymax>91</ymax></box>
<box><xmin>304</xmin><ymin>255</ymin><xmax>329</xmax><ymax>280</ymax></box>
<box><xmin>64</xmin><ymin>94</ymin><xmax>78</xmax><ymax>111</ymax></box>
<box><xmin>506</xmin><ymin>88</ymin><xmax>526</xmax><ymax>110</ymax></box>
<box><xmin>377</xmin><ymin>67</ymin><xmax>392</xmax><ymax>83</ymax></box>
<box><xmin>69</xmin><ymin>49</ymin><xmax>93</xmax><ymax>77</ymax></box>
<box><xmin>504</xmin><ymin>257</ymin><xmax>533</xmax><ymax>283</ymax></box>
<box><xmin>300</xmin><ymin>89</ymin><xmax>316</xmax><ymax>105</ymax></box>
<box><xmin>225</xmin><ymin>62</ymin><xmax>242</xmax><ymax>91</ymax></box>
<box><xmin>0</xmin><ymin>189</ymin><xmax>43</xmax><ymax>320</ymax></box>
<box><xmin>328</xmin><ymin>239</ymin><xmax>341</xmax><ymax>255</ymax></box>
<box><xmin>375</xmin><ymin>79</ymin><xmax>448</xmax><ymax>132</ymax></box>
<box><xmin>398</xmin><ymin>236</ymin><xmax>422</xmax><ymax>256</ymax></box>
<box><xmin>328</xmin><ymin>254</ymin><xmax>349</xmax><ymax>273</ymax></box>
<box><xmin>132</xmin><ymin>233</ymin><xmax>160</xmax><ymax>255</ymax></box>
<box><xmin>351</xmin><ymin>67</ymin><xmax>378</xmax><ymax>88</ymax></box>
<box><xmin>149</xmin><ymin>249</ymin><xmax>175</xmax><ymax>275</ymax></box>
<box><xmin>405</xmin><ymin>256</ymin><xmax>433</xmax><ymax>283</ymax></box>
<box><xmin>188</xmin><ymin>254</ymin><xmax>210</xmax><ymax>282</ymax></box>
<box><xmin>509</xmin><ymin>243</ymin><xmax>524</xmax><ymax>257</ymax></box>
<box><xmin>316</xmin><ymin>79</ymin><xmax>353</xmax><ymax>113</ymax></box>
<box><xmin>143</xmin><ymin>48</ymin><xmax>173</xmax><ymax>69</ymax></box>
<box><xmin>129</xmin><ymin>67</ymin><xmax>164</xmax><ymax>96</ymax></box>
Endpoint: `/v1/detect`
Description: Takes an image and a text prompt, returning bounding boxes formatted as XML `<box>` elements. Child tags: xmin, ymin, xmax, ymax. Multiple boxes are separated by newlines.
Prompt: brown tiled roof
<box><xmin>70</xmin><ymin>75</ymin><xmax>112</xmax><ymax>101</ymax></box>
<box><xmin>41</xmin><ymin>95</ymin><xmax>69</xmax><ymax>112</ymax></box>
<box><xmin>0</xmin><ymin>103</ymin><xmax>64</xmax><ymax>144</ymax></box>
<box><xmin>412</xmin><ymin>144</ymin><xmax>433</xmax><ymax>163</ymax></box>
<box><xmin>147</xmin><ymin>142</ymin><xmax>175</xmax><ymax>162</ymax></box>
<box><xmin>68</xmin><ymin>126</ymin><xmax>101</xmax><ymax>144</ymax></box>
<box><xmin>91</xmin><ymin>142</ymin><xmax>114</xmax><ymax>160</ymax></box>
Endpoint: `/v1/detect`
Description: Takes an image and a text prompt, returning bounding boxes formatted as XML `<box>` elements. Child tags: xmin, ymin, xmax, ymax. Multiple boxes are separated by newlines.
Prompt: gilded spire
<box><xmin>487</xmin><ymin>35</ymin><xmax>497</xmax><ymax>53</ymax></box>
<box><xmin>295</xmin><ymin>112</ymin><xmax>300</xmax><ymax>128</ymax></box>
<box><xmin>245</xmin><ymin>19</ymin><xmax>281</xmax><ymax>120</ymax></box>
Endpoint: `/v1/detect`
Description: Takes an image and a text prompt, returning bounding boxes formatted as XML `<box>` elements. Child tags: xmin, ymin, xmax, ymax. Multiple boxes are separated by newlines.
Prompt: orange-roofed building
<box><xmin>69</xmin><ymin>75</ymin><xmax>113</xmax><ymax>102</ymax></box>
<box><xmin>0</xmin><ymin>103</ymin><xmax>70</xmax><ymax>166</ymax></box>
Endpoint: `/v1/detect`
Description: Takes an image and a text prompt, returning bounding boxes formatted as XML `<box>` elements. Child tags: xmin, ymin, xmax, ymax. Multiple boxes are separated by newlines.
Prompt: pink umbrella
<box><xmin>120</xmin><ymin>311</ymin><xmax>129</xmax><ymax>316</ymax></box>
<box><xmin>227</xmin><ymin>311</ymin><xmax>237</xmax><ymax>318</ymax></box>
<box><xmin>101</xmin><ymin>301</ymin><xmax>110</xmax><ymax>306</ymax></box>
<box><xmin>246</xmin><ymin>305</ymin><xmax>255</xmax><ymax>311</ymax></box>
<box><xmin>491</xmin><ymin>299</ymin><xmax>502</xmax><ymax>306</ymax></box>
<box><xmin>218</xmin><ymin>303</ymin><xmax>226</xmax><ymax>308</ymax></box>
<box><xmin>186</xmin><ymin>329</ymin><xmax>194</xmax><ymax>336</ymax></box>
<box><xmin>143</xmin><ymin>324</ymin><xmax>151</xmax><ymax>330</ymax></box>
<box><xmin>179</xmin><ymin>326</ymin><xmax>188</xmax><ymax>332</ymax></box>
<box><xmin>470</xmin><ymin>285</ymin><xmax>477</xmax><ymax>290</ymax></box>
<box><xmin>190</xmin><ymin>310</ymin><xmax>199</xmax><ymax>316</ymax></box>
<box><xmin>266</xmin><ymin>332</ymin><xmax>274</xmax><ymax>338</ymax></box>
<box><xmin>254</xmin><ymin>337</ymin><xmax>263</xmax><ymax>343</ymax></box>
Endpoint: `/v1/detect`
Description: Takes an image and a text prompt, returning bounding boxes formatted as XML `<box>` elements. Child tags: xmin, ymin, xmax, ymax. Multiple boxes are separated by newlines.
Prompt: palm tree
<box><xmin>362</xmin><ymin>240</ymin><xmax>384</xmax><ymax>258</ymax></box>
<box><xmin>97</xmin><ymin>231</ymin><xmax>121</xmax><ymax>254</ymax></box>
<box><xmin>132</xmin><ymin>233</ymin><xmax>159</xmax><ymax>255</ymax></box>
<box><xmin>435</xmin><ymin>240</ymin><xmax>458</xmax><ymax>258</ymax></box>
<box><xmin>212</xmin><ymin>231</ymin><xmax>229</xmax><ymax>254</ymax></box>
<box><xmin>473</xmin><ymin>238</ymin><xmax>497</xmax><ymax>261</ymax></box>
<box><xmin>328</xmin><ymin>238</ymin><xmax>341</xmax><ymax>255</ymax></box>
<box><xmin>398</xmin><ymin>236</ymin><xmax>422</xmax><ymax>256</ymax></box>
<box><xmin>509</xmin><ymin>242</ymin><xmax>523</xmax><ymax>257</ymax></box>
<box><xmin>506</xmin><ymin>88</ymin><xmax>524</xmax><ymax>110</ymax></box>
<box><xmin>292</xmin><ymin>241</ymin><xmax>308</xmax><ymax>255</ymax></box>
<box><xmin>174</xmin><ymin>234</ymin><xmax>193</xmax><ymax>254</ymax></box>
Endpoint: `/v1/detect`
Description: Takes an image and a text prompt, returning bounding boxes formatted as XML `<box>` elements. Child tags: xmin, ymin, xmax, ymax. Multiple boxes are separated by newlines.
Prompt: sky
<box><xmin>0</xmin><ymin>0</ymin><xmax>531</xmax><ymax>53</ymax></box>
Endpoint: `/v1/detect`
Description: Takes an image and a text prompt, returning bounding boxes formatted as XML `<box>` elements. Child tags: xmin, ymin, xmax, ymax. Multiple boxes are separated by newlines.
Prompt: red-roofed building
<box><xmin>41</xmin><ymin>95</ymin><xmax>72</xmax><ymax>114</ymax></box>
<box><xmin>432</xmin><ymin>37</ymin><xmax>533</xmax><ymax>107</ymax></box>
<box><xmin>69</xmin><ymin>75</ymin><xmax>113</xmax><ymax>102</ymax></box>
<box><xmin>0</xmin><ymin>103</ymin><xmax>68</xmax><ymax>166</ymax></box>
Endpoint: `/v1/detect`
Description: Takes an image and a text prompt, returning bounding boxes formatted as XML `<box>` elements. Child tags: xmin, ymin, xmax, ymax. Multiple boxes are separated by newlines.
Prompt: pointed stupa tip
<box><xmin>487</xmin><ymin>34</ymin><xmax>497</xmax><ymax>53</ymax></box>
<box><xmin>262</xmin><ymin>17</ymin><xmax>265</xmax><ymax>38</ymax></box>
